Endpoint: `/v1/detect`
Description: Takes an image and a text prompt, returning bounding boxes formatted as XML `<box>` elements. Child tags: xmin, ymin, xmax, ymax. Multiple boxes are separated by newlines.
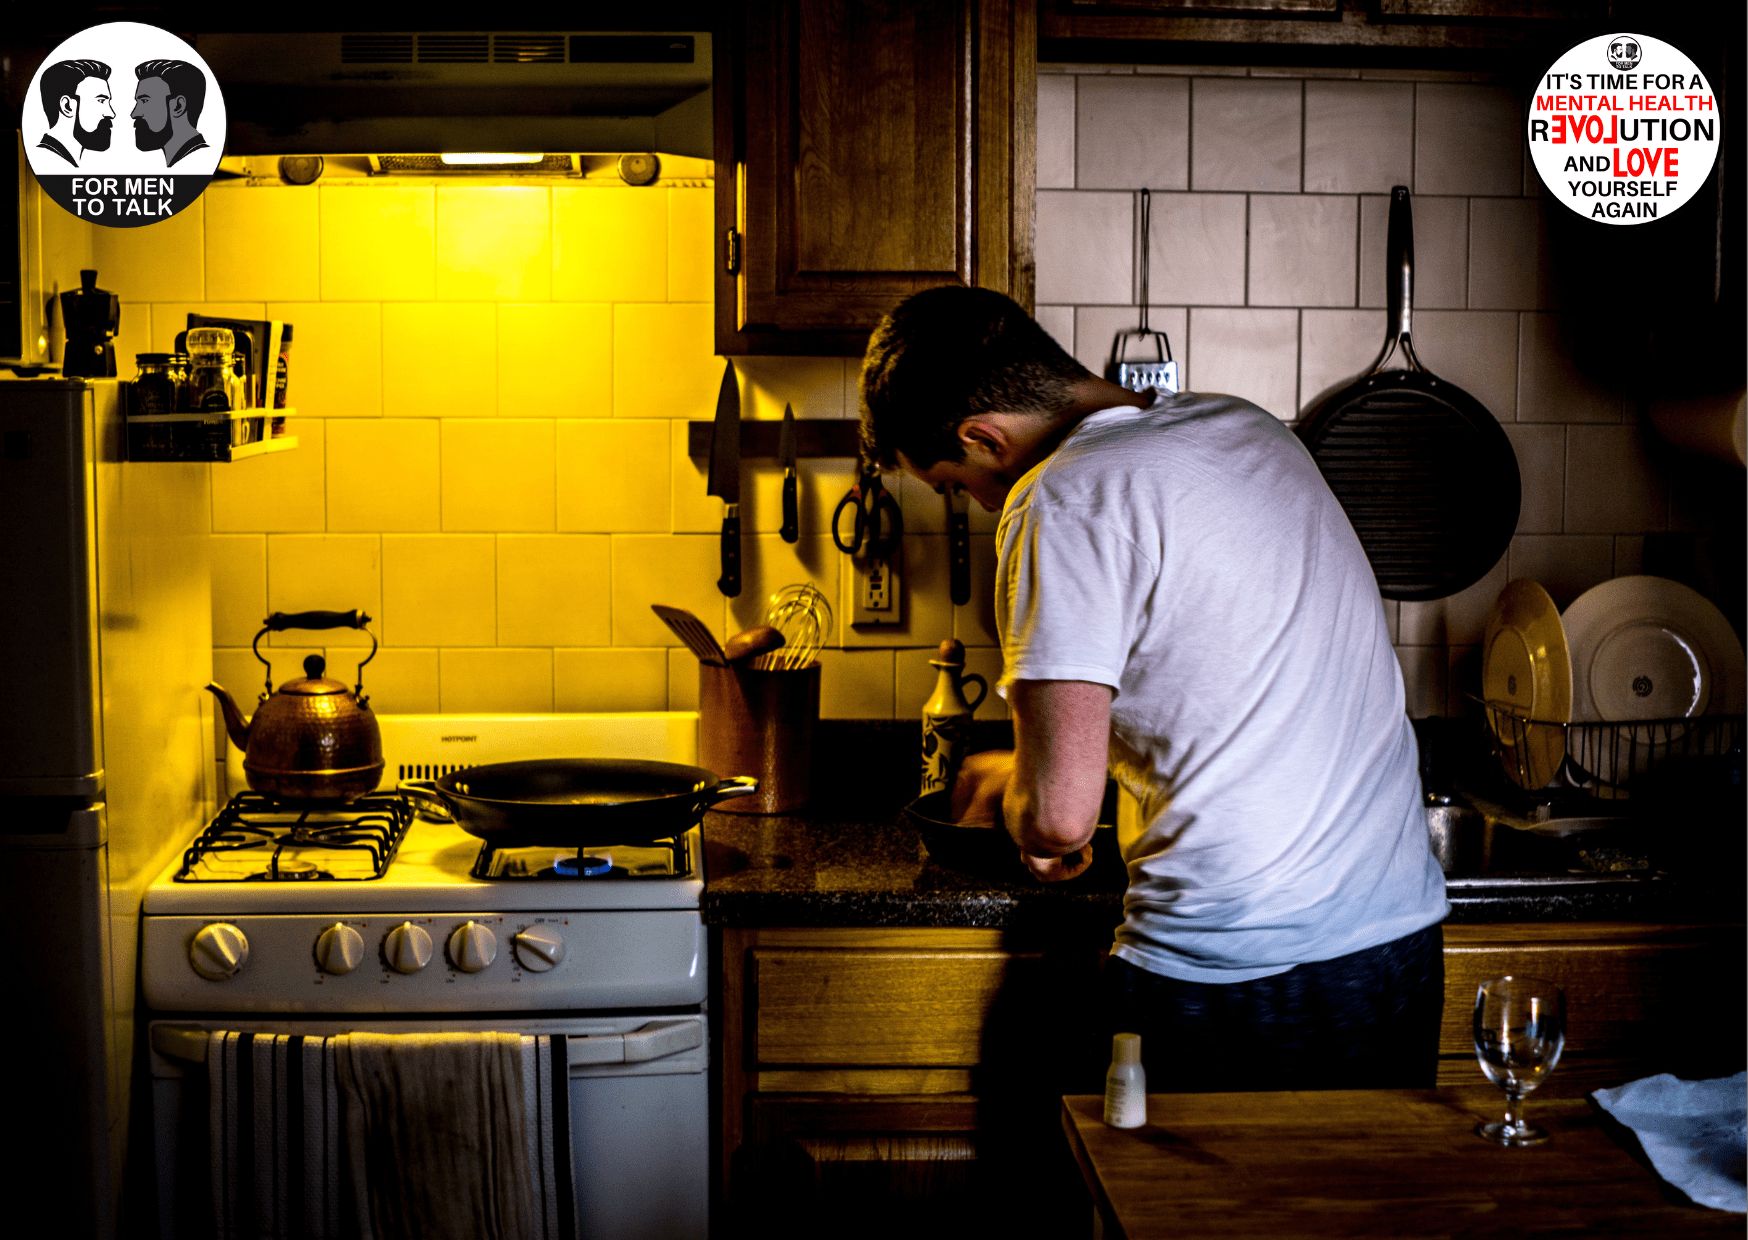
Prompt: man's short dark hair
<box><xmin>859</xmin><ymin>287</ymin><xmax>1089</xmax><ymax>470</ymax></box>
<box><xmin>40</xmin><ymin>59</ymin><xmax>110</xmax><ymax>125</ymax></box>
<box><xmin>135</xmin><ymin>59</ymin><xmax>207</xmax><ymax>125</ymax></box>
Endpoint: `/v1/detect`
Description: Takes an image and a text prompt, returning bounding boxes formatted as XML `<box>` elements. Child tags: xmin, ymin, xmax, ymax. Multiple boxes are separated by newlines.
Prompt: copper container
<box><xmin>698</xmin><ymin>662</ymin><xmax>819</xmax><ymax>814</ymax></box>
<box><xmin>207</xmin><ymin>653</ymin><xmax>384</xmax><ymax>803</ymax></box>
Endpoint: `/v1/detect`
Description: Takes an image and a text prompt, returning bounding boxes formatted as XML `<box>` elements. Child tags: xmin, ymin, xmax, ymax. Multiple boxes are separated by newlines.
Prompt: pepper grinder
<box><xmin>920</xmin><ymin>639</ymin><xmax>988</xmax><ymax>797</ymax></box>
<box><xmin>59</xmin><ymin>269</ymin><xmax>120</xmax><ymax>378</ymax></box>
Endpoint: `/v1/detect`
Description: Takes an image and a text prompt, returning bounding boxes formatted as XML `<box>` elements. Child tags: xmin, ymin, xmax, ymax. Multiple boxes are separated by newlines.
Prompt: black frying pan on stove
<box><xmin>1296</xmin><ymin>186</ymin><xmax>1521</xmax><ymax>602</ymax></box>
<box><xmin>401</xmin><ymin>759</ymin><xmax>757</xmax><ymax>846</ymax></box>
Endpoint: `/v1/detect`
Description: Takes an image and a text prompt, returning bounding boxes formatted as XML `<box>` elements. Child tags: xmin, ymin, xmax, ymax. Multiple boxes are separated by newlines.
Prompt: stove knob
<box><xmin>190</xmin><ymin>923</ymin><xmax>249</xmax><ymax>981</ymax></box>
<box><xmin>512</xmin><ymin>925</ymin><xmax>565</xmax><ymax>972</ymax></box>
<box><xmin>382</xmin><ymin>923</ymin><xmax>433</xmax><ymax>974</ymax></box>
<box><xmin>447</xmin><ymin>922</ymin><xmax>498</xmax><ymax>973</ymax></box>
<box><xmin>315</xmin><ymin>924</ymin><xmax>365</xmax><ymax>975</ymax></box>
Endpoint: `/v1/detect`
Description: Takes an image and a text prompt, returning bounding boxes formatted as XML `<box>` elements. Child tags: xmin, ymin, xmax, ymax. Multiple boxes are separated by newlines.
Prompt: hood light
<box><xmin>439</xmin><ymin>152</ymin><xmax>544</xmax><ymax>166</ymax></box>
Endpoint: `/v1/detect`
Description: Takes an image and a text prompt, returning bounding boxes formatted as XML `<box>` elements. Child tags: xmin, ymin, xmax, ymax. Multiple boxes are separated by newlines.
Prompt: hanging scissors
<box><xmin>832</xmin><ymin>465</ymin><xmax>904</xmax><ymax>558</ymax></box>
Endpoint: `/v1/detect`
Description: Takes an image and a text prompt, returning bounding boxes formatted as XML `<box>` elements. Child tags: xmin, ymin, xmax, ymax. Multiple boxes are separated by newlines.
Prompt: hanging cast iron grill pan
<box><xmin>1296</xmin><ymin>186</ymin><xmax>1520</xmax><ymax>602</ymax></box>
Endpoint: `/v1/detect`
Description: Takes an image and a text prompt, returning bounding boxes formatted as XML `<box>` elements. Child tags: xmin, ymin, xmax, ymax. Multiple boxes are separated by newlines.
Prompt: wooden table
<box><xmin>1061</xmin><ymin>1088</ymin><xmax>1743</xmax><ymax>1238</ymax></box>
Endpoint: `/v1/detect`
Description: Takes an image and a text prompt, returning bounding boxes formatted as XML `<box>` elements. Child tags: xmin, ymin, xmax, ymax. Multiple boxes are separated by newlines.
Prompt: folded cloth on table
<box><xmin>208</xmin><ymin>1030</ymin><xmax>574</xmax><ymax>1240</ymax></box>
<box><xmin>1592</xmin><ymin>1071</ymin><xmax>1747</xmax><ymax>1213</ymax></box>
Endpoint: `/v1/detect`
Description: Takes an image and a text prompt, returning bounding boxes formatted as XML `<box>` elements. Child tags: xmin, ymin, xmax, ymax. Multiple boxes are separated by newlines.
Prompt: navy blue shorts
<box><xmin>1100</xmin><ymin>922</ymin><xmax>1445</xmax><ymax>1092</ymax></box>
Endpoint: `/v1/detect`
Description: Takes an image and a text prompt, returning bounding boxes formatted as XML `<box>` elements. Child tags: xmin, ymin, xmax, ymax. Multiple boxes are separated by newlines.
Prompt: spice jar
<box><xmin>273</xmin><ymin>323</ymin><xmax>293</xmax><ymax>409</ymax></box>
<box><xmin>185</xmin><ymin>327</ymin><xmax>240</xmax><ymax>412</ymax></box>
<box><xmin>133</xmin><ymin>352</ymin><xmax>188</xmax><ymax>416</ymax></box>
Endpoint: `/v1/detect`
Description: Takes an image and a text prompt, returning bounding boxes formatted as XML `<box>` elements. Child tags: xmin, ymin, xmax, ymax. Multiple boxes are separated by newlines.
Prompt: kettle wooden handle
<box><xmin>264</xmin><ymin>609</ymin><xmax>371</xmax><ymax>632</ymax></box>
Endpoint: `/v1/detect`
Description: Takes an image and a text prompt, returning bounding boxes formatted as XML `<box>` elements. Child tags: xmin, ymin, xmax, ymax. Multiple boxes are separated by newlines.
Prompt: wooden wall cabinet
<box><xmin>714</xmin><ymin>0</ymin><xmax>1037</xmax><ymax>356</ymax></box>
<box><xmin>719</xmin><ymin>921</ymin><xmax>1744</xmax><ymax>1227</ymax></box>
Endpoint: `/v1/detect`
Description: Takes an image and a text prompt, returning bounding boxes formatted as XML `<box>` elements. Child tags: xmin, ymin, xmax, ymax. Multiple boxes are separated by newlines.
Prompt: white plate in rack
<box><xmin>1563</xmin><ymin>577</ymin><xmax>1745</xmax><ymax>722</ymax></box>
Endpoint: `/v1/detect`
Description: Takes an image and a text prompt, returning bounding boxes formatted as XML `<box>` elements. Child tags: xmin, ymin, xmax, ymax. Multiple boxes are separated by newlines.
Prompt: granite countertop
<box><xmin>701</xmin><ymin>721</ymin><xmax>1742</xmax><ymax>931</ymax></box>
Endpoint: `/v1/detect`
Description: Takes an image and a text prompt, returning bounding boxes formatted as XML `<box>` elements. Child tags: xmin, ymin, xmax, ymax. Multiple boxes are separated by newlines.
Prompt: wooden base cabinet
<box><xmin>718</xmin><ymin>922</ymin><xmax>1744</xmax><ymax>1230</ymax></box>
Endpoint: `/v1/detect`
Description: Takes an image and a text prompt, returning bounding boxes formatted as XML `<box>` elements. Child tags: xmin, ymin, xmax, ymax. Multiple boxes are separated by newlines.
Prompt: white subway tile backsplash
<box><xmin>206</xmin><ymin>187</ymin><xmax>320</xmax><ymax>303</ymax></box>
<box><xmin>1190</xmin><ymin>78</ymin><xmax>1301</xmax><ymax>192</ymax></box>
<box><xmin>439</xmin><ymin>648</ymin><xmax>553</xmax><ymax>713</ymax></box>
<box><xmin>265</xmin><ymin>535</ymin><xmax>382</xmax><ymax>648</ymax></box>
<box><xmin>733</xmin><ymin>356</ymin><xmax>847</xmax><ymax>421</ymax></box>
<box><xmin>1564</xmin><ymin>426</ymin><xmax>1667</xmax><ymax>534</ymax></box>
<box><xmin>359</xmin><ymin>648</ymin><xmax>440</xmax><ymax>714</ymax></box>
<box><xmin>498</xmin><ymin>303</ymin><xmax>611</xmax><ymax>415</ymax></box>
<box><xmin>1188</xmin><ymin>308</ymin><xmax>1300</xmax><ymax>418</ymax></box>
<box><xmin>728</xmin><ymin>534</ymin><xmax>841</xmax><ymax>645</ymax></box>
<box><xmin>610</xmin><ymin>535</ymin><xmax>726</xmax><ymax>647</ymax></box>
<box><xmin>1303</xmin><ymin>82</ymin><xmax>1414</xmax><ymax>194</ymax></box>
<box><xmin>1146</xmin><ymin>193</ymin><xmax>1246</xmax><ymax>306</ymax></box>
<box><xmin>383</xmin><ymin>302</ymin><xmax>496</xmax><ymax>417</ymax></box>
<box><xmin>1037</xmin><ymin>75</ymin><xmax>1077</xmax><ymax>189</ymax></box>
<box><xmin>1411</xmin><ymin>310</ymin><xmax>1518</xmax><ymax>422</ymax></box>
<box><xmin>211</xmin><ymin>419</ymin><xmax>326</xmax><ymax>533</ymax></box>
<box><xmin>1397</xmin><ymin>552</ymin><xmax>1508</xmax><ymax>646</ymax></box>
<box><xmin>267</xmin><ymin>302</ymin><xmax>382</xmax><ymax>419</ymax></box>
<box><xmin>1248</xmin><ymin>196</ymin><xmax>1357</xmax><ymax>308</ymax></box>
<box><xmin>381</xmin><ymin>535</ymin><xmax>496</xmax><ymax>647</ymax></box>
<box><xmin>1500</xmin><ymin>424</ymin><xmax>1565</xmax><ymax>533</ymax></box>
<box><xmin>1076</xmin><ymin>76</ymin><xmax>1190</xmax><ymax>191</ymax></box>
<box><xmin>1073</xmin><ymin>306</ymin><xmax>1188</xmax><ymax>383</ymax></box>
<box><xmin>1506</xmin><ymin>534</ymin><xmax>1614</xmax><ymax>608</ymax></box>
<box><xmin>555</xmin><ymin>649</ymin><xmax>669</xmax><ymax>712</ymax></box>
<box><xmin>327</xmin><ymin>419</ymin><xmax>441</xmax><ymax>532</ymax></box>
<box><xmin>496</xmin><ymin>535</ymin><xmax>612</xmax><ymax>646</ymax></box>
<box><xmin>1358</xmin><ymin>195</ymin><xmax>1468</xmax><ymax>310</ymax></box>
<box><xmin>1414</xmin><ymin>84</ymin><xmax>1523</xmax><ymax>197</ymax></box>
<box><xmin>441</xmin><ymin>419</ymin><xmax>555</xmax><ymax>532</ymax></box>
<box><xmin>1035</xmin><ymin>191</ymin><xmax>1133</xmax><ymax>304</ymax></box>
<box><xmin>819</xmin><ymin>648</ymin><xmax>896</xmax><ymax>719</ymax></box>
<box><xmin>1298</xmin><ymin>310</ymin><xmax>1377</xmax><ymax>412</ymax></box>
<box><xmin>557</xmin><ymin>420</ymin><xmax>670</xmax><ymax>532</ymax></box>
<box><xmin>210</xmin><ymin>535</ymin><xmax>266</xmax><ymax>647</ymax></box>
<box><xmin>319</xmin><ymin>186</ymin><xmax>434</xmax><ymax>301</ymax></box>
<box><xmin>667</xmin><ymin>188</ymin><xmax>715</xmax><ymax>302</ymax></box>
<box><xmin>1612</xmin><ymin>535</ymin><xmax>1644</xmax><ymax>577</ymax></box>
<box><xmin>613</xmin><ymin>303</ymin><xmax>718</xmax><ymax>418</ymax></box>
<box><xmin>1517</xmin><ymin>314</ymin><xmax>1621</xmax><ymax>423</ymax></box>
<box><xmin>667</xmin><ymin>648</ymin><xmax>700</xmax><ymax>711</ymax></box>
<box><xmin>1395</xmin><ymin>645</ymin><xmax>1449</xmax><ymax>717</ymax></box>
<box><xmin>1469</xmin><ymin>198</ymin><xmax>1552</xmax><ymax>311</ymax></box>
<box><xmin>554</xmin><ymin>188</ymin><xmax>667</xmax><ymax>303</ymax></box>
<box><xmin>435</xmin><ymin>187</ymin><xmax>552</xmax><ymax>302</ymax></box>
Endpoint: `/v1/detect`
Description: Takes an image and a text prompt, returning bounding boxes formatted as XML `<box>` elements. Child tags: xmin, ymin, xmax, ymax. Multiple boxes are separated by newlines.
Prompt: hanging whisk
<box><xmin>754</xmin><ymin>583</ymin><xmax>833</xmax><ymax>671</ymax></box>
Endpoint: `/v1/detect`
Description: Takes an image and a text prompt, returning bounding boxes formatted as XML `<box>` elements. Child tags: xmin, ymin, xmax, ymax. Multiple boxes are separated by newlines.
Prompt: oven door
<box><xmin>148</xmin><ymin>1012</ymin><xmax>708</xmax><ymax>1240</ymax></box>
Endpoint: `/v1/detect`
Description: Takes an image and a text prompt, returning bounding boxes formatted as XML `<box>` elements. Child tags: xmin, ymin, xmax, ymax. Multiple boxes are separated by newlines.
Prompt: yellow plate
<box><xmin>1481</xmin><ymin>579</ymin><xmax>1573</xmax><ymax>788</ymax></box>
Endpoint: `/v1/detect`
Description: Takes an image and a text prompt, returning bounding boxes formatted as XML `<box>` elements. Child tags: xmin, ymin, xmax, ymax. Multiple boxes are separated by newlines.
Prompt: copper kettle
<box><xmin>206</xmin><ymin>610</ymin><xmax>384</xmax><ymax>803</ymax></box>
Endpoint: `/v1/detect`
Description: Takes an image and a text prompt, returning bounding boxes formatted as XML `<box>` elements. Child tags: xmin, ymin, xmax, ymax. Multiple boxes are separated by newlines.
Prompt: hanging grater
<box><xmin>1107</xmin><ymin>187</ymin><xmax>1179</xmax><ymax>396</ymax></box>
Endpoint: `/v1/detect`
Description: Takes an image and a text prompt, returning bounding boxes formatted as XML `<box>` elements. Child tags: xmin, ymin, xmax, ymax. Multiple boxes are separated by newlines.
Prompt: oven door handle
<box><xmin>568</xmin><ymin>1019</ymin><xmax>703</xmax><ymax>1067</ymax></box>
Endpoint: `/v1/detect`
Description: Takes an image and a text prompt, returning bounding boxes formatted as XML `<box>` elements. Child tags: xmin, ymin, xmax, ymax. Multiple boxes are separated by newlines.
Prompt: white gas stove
<box><xmin>141</xmin><ymin>713</ymin><xmax>714</xmax><ymax>1240</ymax></box>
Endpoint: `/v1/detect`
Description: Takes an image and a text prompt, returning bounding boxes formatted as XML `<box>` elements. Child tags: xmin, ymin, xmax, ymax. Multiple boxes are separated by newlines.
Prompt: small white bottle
<box><xmin>1103</xmin><ymin>1032</ymin><xmax>1146</xmax><ymax>1129</ymax></box>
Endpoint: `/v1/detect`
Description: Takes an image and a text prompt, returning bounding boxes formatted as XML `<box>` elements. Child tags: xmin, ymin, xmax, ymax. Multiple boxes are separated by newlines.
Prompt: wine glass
<box><xmin>1473</xmin><ymin>976</ymin><xmax>1566</xmax><ymax>1146</ymax></box>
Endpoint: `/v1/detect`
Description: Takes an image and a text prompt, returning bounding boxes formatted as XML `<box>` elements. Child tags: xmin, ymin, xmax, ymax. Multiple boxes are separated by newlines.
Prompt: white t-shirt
<box><xmin>995</xmin><ymin>390</ymin><xmax>1448</xmax><ymax>983</ymax></box>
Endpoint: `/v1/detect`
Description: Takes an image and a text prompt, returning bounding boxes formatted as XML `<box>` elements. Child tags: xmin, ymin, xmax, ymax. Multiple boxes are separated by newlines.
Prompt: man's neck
<box><xmin>47</xmin><ymin>121</ymin><xmax>80</xmax><ymax>155</ymax></box>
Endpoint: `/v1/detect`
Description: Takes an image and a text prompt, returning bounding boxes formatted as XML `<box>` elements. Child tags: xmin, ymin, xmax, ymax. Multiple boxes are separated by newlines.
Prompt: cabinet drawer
<box><xmin>751</xmin><ymin>948</ymin><xmax>1042</xmax><ymax>1067</ymax></box>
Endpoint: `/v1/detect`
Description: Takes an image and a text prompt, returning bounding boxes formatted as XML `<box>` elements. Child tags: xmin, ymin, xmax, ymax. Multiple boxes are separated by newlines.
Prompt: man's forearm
<box><xmin>1003</xmin><ymin>679</ymin><xmax>1114</xmax><ymax>858</ymax></box>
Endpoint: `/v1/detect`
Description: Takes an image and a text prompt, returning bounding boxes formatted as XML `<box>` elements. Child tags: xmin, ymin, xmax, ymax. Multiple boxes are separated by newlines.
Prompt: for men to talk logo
<box><xmin>1606</xmin><ymin>37</ymin><xmax>1642</xmax><ymax>72</ymax></box>
<box><xmin>22</xmin><ymin>22</ymin><xmax>226</xmax><ymax>226</ymax></box>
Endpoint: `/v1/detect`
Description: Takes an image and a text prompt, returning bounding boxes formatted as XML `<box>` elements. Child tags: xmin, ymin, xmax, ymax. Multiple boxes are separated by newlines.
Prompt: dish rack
<box><xmin>1479</xmin><ymin>700</ymin><xmax>1744</xmax><ymax>799</ymax></box>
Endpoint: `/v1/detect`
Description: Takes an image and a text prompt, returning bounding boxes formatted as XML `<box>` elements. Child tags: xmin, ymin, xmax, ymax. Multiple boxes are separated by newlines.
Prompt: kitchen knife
<box><xmin>707</xmin><ymin>361</ymin><xmax>742</xmax><ymax>597</ymax></box>
<box><xmin>779</xmin><ymin>404</ymin><xmax>799</xmax><ymax>544</ymax></box>
<box><xmin>946</xmin><ymin>486</ymin><xmax>971</xmax><ymax>606</ymax></box>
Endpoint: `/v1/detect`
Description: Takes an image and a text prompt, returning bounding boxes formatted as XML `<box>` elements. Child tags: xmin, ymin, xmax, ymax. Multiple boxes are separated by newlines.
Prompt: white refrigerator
<box><xmin>0</xmin><ymin>378</ymin><xmax>213</xmax><ymax>1238</ymax></box>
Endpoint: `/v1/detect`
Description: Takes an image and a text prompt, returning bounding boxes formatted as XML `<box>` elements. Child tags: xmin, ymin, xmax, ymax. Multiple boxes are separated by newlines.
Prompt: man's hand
<box><xmin>1019</xmin><ymin>846</ymin><xmax>1094</xmax><ymax>883</ymax></box>
<box><xmin>950</xmin><ymin>749</ymin><xmax>1014</xmax><ymax>824</ymax></box>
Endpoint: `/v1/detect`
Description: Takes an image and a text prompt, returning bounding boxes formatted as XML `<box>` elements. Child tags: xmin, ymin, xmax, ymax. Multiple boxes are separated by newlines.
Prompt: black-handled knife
<box><xmin>779</xmin><ymin>403</ymin><xmax>799</xmax><ymax>544</ymax></box>
<box><xmin>947</xmin><ymin>487</ymin><xmax>971</xmax><ymax>606</ymax></box>
<box><xmin>707</xmin><ymin>361</ymin><xmax>742</xmax><ymax>597</ymax></box>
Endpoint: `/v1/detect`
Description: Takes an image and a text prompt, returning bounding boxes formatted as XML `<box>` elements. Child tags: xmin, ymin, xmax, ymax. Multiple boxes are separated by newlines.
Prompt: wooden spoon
<box><xmin>723</xmin><ymin>625</ymin><xmax>786</xmax><ymax>664</ymax></box>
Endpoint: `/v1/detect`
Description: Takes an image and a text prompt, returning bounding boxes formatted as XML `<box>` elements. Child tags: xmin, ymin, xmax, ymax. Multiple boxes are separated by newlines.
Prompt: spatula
<box><xmin>651</xmin><ymin>604</ymin><xmax>727</xmax><ymax>666</ymax></box>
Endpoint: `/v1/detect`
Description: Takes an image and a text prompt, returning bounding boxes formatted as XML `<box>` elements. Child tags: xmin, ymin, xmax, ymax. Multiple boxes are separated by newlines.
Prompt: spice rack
<box><xmin>125</xmin><ymin>398</ymin><xmax>299</xmax><ymax>463</ymax></box>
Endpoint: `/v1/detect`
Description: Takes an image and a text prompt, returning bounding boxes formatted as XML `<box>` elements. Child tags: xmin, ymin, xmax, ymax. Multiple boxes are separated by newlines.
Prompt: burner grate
<box><xmin>470</xmin><ymin>830</ymin><xmax>693</xmax><ymax>881</ymax></box>
<box><xmin>174</xmin><ymin>791</ymin><xmax>414</xmax><ymax>882</ymax></box>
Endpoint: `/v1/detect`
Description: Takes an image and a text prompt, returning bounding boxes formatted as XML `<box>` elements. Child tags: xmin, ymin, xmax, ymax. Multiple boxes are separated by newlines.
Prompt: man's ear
<box><xmin>956</xmin><ymin>416</ymin><xmax>1009</xmax><ymax>463</ymax></box>
<box><xmin>169</xmin><ymin>95</ymin><xmax>186</xmax><ymax>120</ymax></box>
<box><xmin>59</xmin><ymin>94</ymin><xmax>77</xmax><ymax>119</ymax></box>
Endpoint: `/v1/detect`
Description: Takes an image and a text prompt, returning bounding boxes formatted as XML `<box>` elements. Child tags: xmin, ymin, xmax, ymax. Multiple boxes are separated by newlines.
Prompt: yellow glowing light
<box><xmin>439</xmin><ymin>152</ymin><xmax>544</xmax><ymax>166</ymax></box>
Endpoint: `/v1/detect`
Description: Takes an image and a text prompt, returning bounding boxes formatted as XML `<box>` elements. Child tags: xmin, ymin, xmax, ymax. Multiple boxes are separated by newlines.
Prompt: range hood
<box><xmin>196</xmin><ymin>32</ymin><xmax>712</xmax><ymax>159</ymax></box>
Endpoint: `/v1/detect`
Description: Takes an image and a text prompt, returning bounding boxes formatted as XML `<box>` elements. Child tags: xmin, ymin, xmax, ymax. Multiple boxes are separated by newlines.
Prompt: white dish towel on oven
<box><xmin>208</xmin><ymin>1030</ymin><xmax>575</xmax><ymax>1240</ymax></box>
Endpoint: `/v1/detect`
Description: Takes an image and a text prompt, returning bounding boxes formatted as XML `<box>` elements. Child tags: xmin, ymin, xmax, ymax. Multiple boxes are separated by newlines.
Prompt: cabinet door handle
<box><xmin>724</xmin><ymin>228</ymin><xmax>741</xmax><ymax>275</ymax></box>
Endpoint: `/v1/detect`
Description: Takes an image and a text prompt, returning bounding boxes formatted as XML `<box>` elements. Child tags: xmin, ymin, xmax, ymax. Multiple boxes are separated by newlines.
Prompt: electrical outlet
<box><xmin>849</xmin><ymin>546</ymin><xmax>903</xmax><ymax>626</ymax></box>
